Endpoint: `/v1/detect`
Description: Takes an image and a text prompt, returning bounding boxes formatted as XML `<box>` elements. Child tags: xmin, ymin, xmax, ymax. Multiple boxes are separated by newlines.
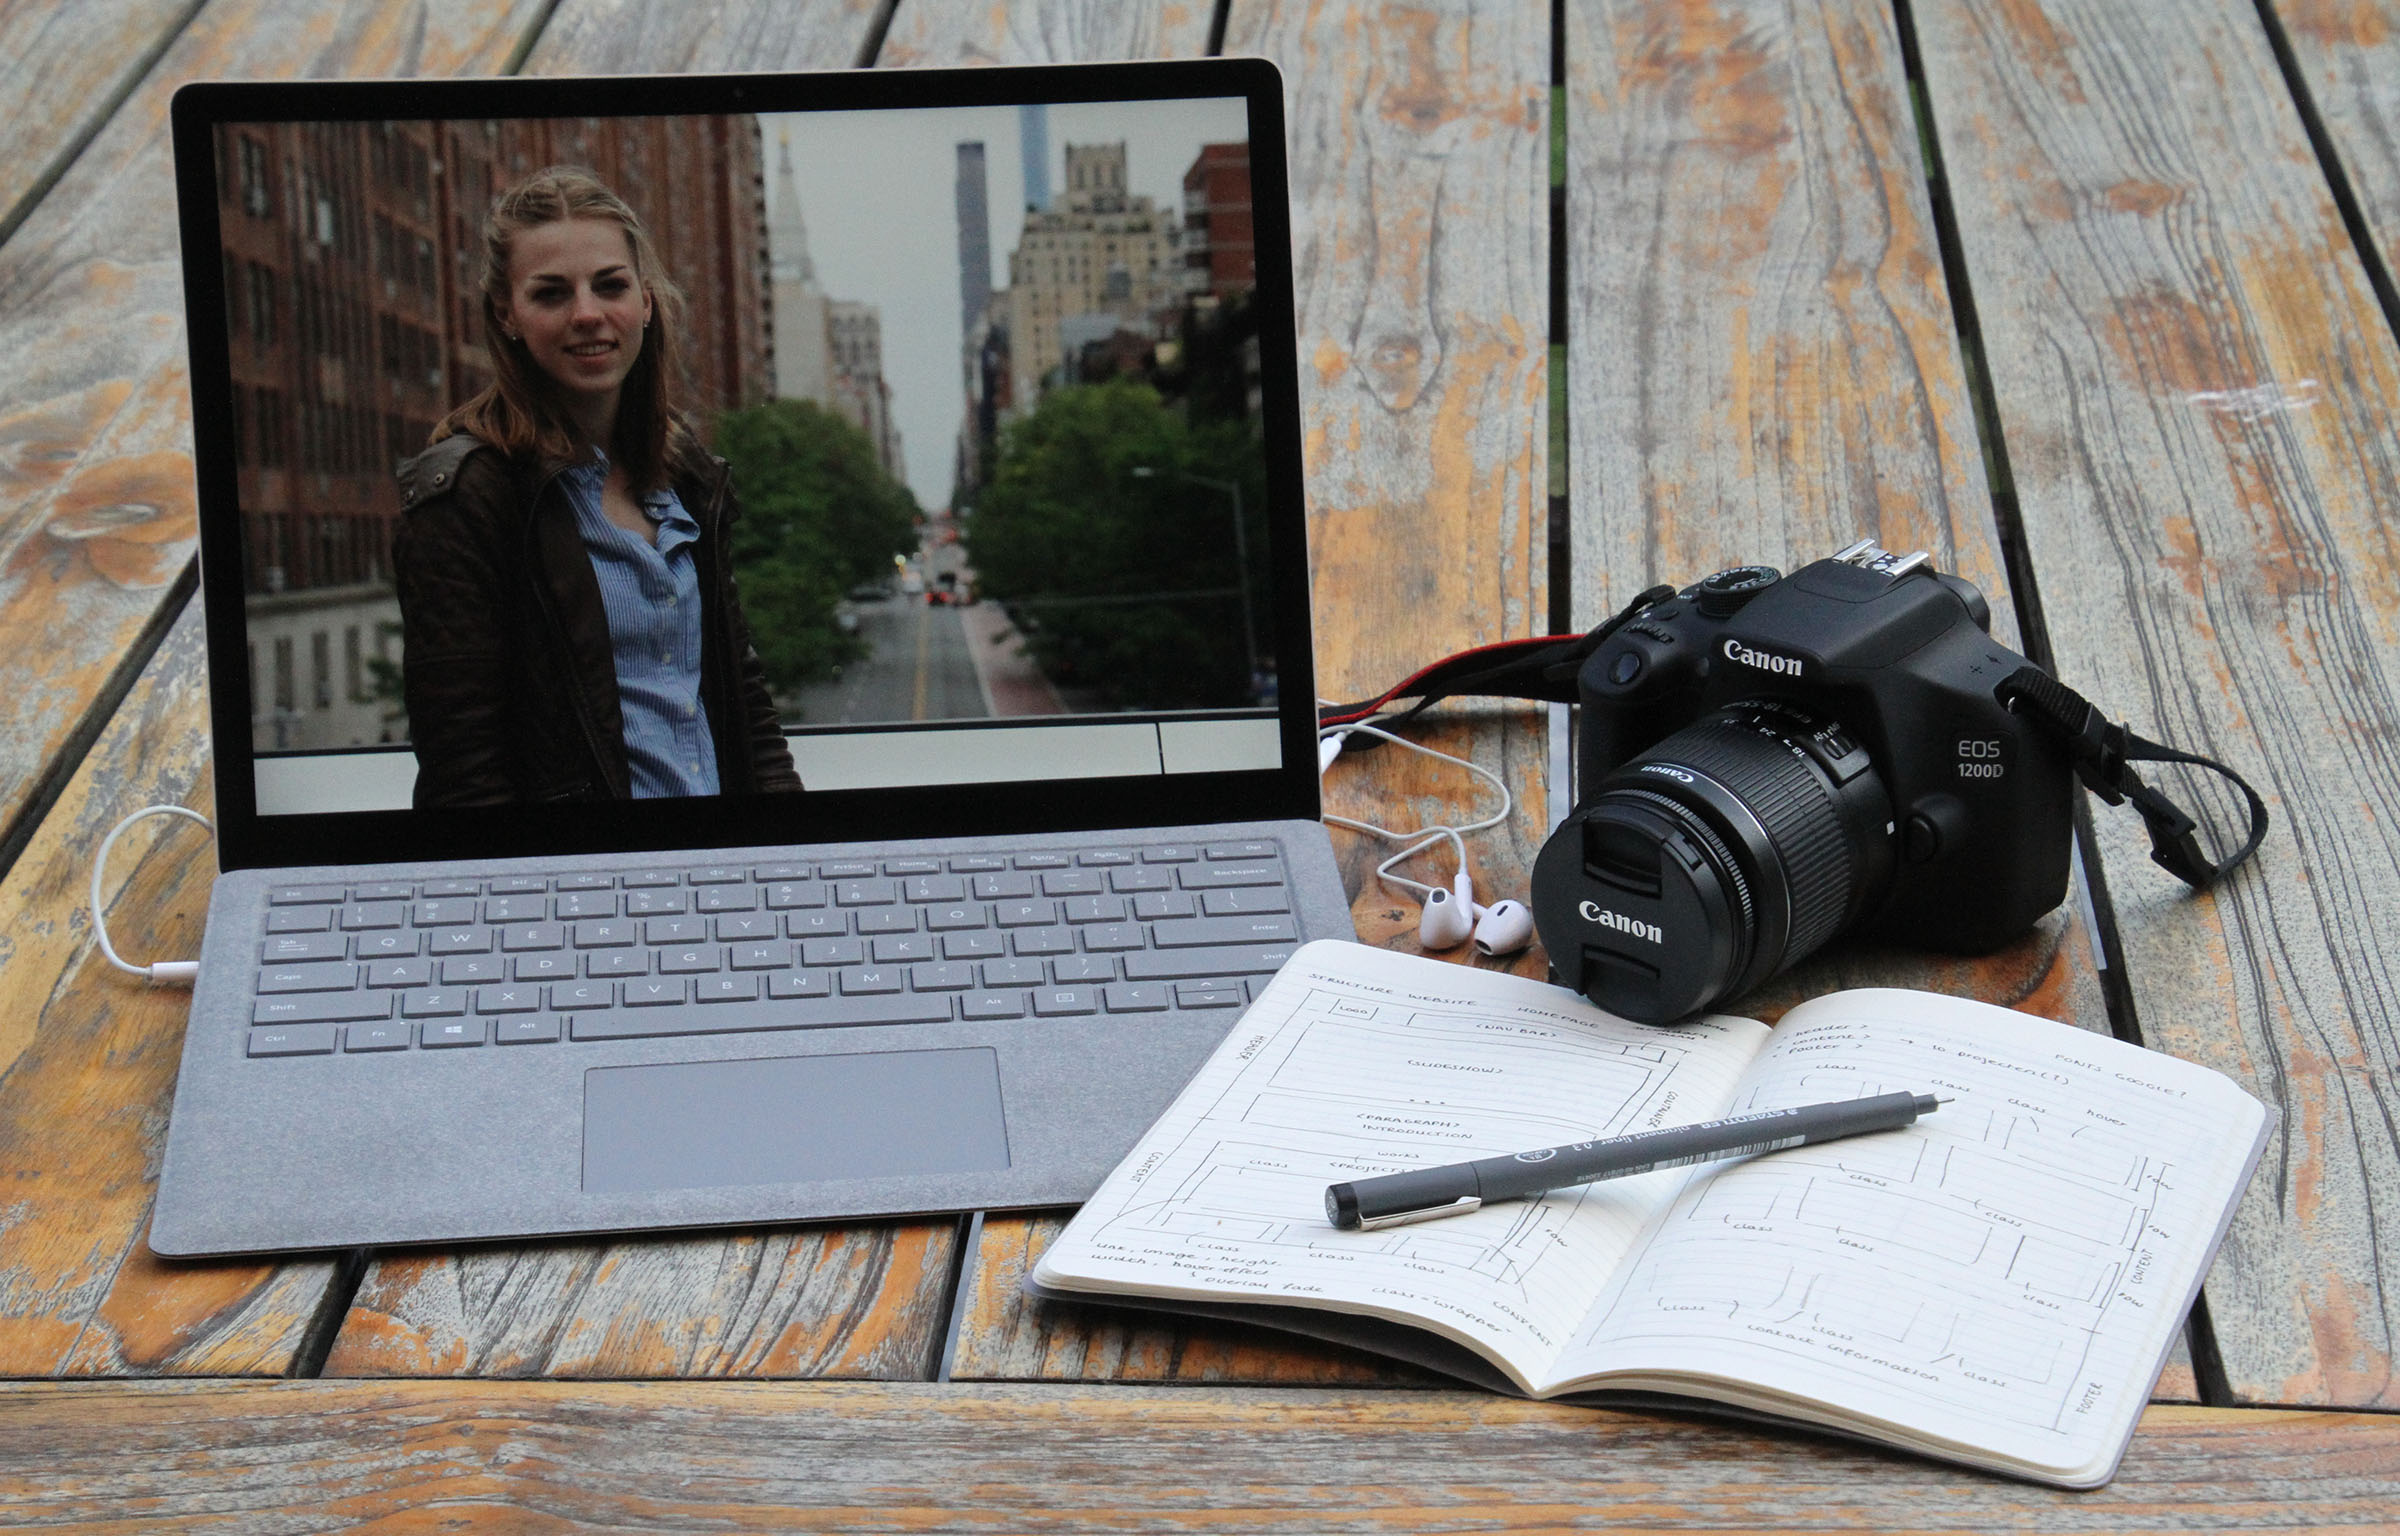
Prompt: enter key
<box><xmin>1150</xmin><ymin>915</ymin><xmax>1299</xmax><ymax>948</ymax></box>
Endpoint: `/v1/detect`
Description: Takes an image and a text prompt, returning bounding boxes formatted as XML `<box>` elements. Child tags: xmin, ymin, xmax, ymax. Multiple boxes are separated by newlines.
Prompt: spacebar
<box><xmin>569</xmin><ymin>994</ymin><xmax>954</xmax><ymax>1042</ymax></box>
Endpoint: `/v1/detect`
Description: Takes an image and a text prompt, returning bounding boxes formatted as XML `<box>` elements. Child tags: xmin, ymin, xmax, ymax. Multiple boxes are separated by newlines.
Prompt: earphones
<box><xmin>90</xmin><ymin>804</ymin><xmax>213</xmax><ymax>986</ymax></box>
<box><xmin>1317</xmin><ymin>721</ymin><xmax>1534</xmax><ymax>956</ymax></box>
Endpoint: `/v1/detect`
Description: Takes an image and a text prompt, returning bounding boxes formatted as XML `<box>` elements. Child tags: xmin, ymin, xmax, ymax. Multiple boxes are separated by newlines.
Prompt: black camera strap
<box><xmin>1316</xmin><ymin>585</ymin><xmax>1676</xmax><ymax>734</ymax></box>
<box><xmin>1994</xmin><ymin>667</ymin><xmax>2270</xmax><ymax>891</ymax></box>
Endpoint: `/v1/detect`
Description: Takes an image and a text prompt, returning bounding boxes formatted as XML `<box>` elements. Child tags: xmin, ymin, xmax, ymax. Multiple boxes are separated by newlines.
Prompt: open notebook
<box><xmin>1030</xmin><ymin>942</ymin><xmax>2270</xmax><ymax>1487</ymax></box>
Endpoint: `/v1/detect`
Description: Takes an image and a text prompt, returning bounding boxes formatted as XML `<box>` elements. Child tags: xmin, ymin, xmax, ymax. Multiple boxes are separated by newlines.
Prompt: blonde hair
<box><xmin>433</xmin><ymin>166</ymin><xmax>697</xmax><ymax>493</ymax></box>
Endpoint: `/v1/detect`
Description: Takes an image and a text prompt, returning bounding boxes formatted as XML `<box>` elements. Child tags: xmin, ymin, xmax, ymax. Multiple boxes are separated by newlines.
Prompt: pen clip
<box><xmin>1355</xmin><ymin>1195</ymin><xmax>1482</xmax><ymax>1231</ymax></box>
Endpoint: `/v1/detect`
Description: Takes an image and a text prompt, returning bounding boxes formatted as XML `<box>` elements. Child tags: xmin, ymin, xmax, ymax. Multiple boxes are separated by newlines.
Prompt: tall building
<box><xmin>956</xmin><ymin>141</ymin><xmax>991</xmax><ymax>336</ymax></box>
<box><xmin>768</xmin><ymin>129</ymin><xmax>832</xmax><ymax>405</ymax></box>
<box><xmin>996</xmin><ymin>140</ymin><xmax>1182</xmax><ymax>412</ymax></box>
<box><xmin>1019</xmin><ymin>104</ymin><xmax>1050</xmax><ymax>210</ymax></box>
<box><xmin>218</xmin><ymin>113</ymin><xmax>770</xmax><ymax>752</ymax></box>
<box><xmin>828</xmin><ymin>300</ymin><xmax>904</xmax><ymax>477</ymax></box>
<box><xmin>1181</xmin><ymin>142</ymin><xmax>1256</xmax><ymax>297</ymax></box>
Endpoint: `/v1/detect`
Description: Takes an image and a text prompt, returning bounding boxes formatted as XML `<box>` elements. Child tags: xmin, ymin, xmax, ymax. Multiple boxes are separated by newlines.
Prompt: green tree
<box><xmin>968</xmin><ymin>379</ymin><xmax>1270</xmax><ymax>710</ymax></box>
<box><xmin>712</xmin><ymin>399</ymin><xmax>920</xmax><ymax>695</ymax></box>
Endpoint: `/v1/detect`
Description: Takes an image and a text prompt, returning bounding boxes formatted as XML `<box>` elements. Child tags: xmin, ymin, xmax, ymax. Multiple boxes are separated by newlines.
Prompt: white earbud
<box><xmin>1417</xmin><ymin>867</ymin><xmax>1477</xmax><ymax>948</ymax></box>
<box><xmin>1470</xmin><ymin>898</ymin><xmax>1535</xmax><ymax>956</ymax></box>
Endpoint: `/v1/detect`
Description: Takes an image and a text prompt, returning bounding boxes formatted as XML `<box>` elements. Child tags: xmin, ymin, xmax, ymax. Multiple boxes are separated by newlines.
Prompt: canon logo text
<box><xmin>1722</xmin><ymin>638</ymin><xmax>1805</xmax><ymax>677</ymax></box>
<box><xmin>1578</xmin><ymin>901</ymin><xmax>1664</xmax><ymax>944</ymax></box>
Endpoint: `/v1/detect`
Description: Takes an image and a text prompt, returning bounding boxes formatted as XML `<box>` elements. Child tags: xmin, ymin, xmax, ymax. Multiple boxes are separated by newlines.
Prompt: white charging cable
<box><xmin>90</xmin><ymin>804</ymin><xmax>213</xmax><ymax>985</ymax></box>
<box><xmin>1317</xmin><ymin>718</ymin><xmax>1533</xmax><ymax>953</ymax></box>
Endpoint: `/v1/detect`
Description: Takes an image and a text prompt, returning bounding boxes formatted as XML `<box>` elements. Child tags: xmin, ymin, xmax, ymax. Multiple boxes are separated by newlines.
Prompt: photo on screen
<box><xmin>212</xmin><ymin>98</ymin><xmax>1275</xmax><ymax>815</ymax></box>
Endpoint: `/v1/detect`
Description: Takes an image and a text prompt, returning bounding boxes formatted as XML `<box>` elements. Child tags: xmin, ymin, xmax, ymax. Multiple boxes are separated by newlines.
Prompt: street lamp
<box><xmin>1131</xmin><ymin>465</ymin><xmax>1262</xmax><ymax>702</ymax></box>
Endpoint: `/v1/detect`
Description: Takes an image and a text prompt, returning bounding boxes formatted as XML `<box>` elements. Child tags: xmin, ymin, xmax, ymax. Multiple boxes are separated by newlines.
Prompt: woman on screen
<box><xmin>392</xmin><ymin>166</ymin><xmax>800</xmax><ymax>805</ymax></box>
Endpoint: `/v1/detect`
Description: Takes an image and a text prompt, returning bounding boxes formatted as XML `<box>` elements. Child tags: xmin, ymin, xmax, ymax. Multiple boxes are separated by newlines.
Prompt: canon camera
<box><xmin>1530</xmin><ymin>541</ymin><xmax>2075</xmax><ymax>1024</ymax></box>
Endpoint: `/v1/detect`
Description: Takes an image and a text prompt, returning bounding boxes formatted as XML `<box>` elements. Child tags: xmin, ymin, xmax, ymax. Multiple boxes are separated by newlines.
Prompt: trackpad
<box><xmin>582</xmin><ymin>1047</ymin><xmax>1011</xmax><ymax>1193</ymax></box>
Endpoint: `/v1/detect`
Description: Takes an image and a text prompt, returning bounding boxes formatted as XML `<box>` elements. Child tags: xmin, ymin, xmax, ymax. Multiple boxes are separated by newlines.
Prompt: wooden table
<box><xmin>2</xmin><ymin>0</ymin><xmax>2397</xmax><ymax>1527</ymax></box>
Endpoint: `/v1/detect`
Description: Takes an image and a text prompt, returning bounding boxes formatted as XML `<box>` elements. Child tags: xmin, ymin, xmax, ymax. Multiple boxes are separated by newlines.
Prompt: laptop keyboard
<box><xmin>245</xmin><ymin>841</ymin><xmax>1306</xmax><ymax>1058</ymax></box>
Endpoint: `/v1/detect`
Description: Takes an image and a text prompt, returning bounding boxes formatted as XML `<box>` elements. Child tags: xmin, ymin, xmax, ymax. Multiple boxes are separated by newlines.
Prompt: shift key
<box><xmin>1123</xmin><ymin>945</ymin><xmax>1297</xmax><ymax>981</ymax></box>
<box><xmin>253</xmin><ymin>992</ymin><xmax>393</xmax><ymax>1025</ymax></box>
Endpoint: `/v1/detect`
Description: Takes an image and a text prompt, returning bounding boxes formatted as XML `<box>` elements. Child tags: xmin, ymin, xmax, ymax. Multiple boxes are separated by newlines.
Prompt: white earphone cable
<box><xmin>1316</xmin><ymin>718</ymin><xmax>1512</xmax><ymax>900</ymax></box>
<box><xmin>90</xmin><ymin>804</ymin><xmax>213</xmax><ymax>985</ymax></box>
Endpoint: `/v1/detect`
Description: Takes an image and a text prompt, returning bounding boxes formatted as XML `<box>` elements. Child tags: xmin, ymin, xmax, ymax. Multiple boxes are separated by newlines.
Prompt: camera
<box><xmin>1530</xmin><ymin>540</ymin><xmax>2074</xmax><ymax>1024</ymax></box>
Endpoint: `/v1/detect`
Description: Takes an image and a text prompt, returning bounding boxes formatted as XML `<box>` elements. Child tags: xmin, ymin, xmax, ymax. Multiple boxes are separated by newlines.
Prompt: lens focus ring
<box><xmin>1636</xmin><ymin>717</ymin><xmax>1857</xmax><ymax>966</ymax></box>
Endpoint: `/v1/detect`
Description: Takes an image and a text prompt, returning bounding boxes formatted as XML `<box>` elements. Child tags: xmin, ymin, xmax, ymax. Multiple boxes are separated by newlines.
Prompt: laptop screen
<box><xmin>174</xmin><ymin>64</ymin><xmax>1316</xmax><ymax>869</ymax></box>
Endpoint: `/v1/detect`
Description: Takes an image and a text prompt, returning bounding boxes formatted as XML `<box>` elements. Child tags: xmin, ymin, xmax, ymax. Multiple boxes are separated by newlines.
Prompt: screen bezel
<box><xmin>171</xmin><ymin>59</ymin><xmax>1319</xmax><ymax>872</ymax></box>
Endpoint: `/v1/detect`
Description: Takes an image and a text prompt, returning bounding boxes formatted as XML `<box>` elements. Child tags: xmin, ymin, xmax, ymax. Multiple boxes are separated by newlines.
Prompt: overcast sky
<box><xmin>761</xmin><ymin>98</ymin><xmax>1249</xmax><ymax>508</ymax></box>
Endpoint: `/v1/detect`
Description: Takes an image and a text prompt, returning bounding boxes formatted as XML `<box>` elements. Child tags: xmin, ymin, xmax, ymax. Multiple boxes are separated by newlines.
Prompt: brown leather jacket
<box><xmin>391</xmin><ymin>433</ymin><xmax>802</xmax><ymax>807</ymax></box>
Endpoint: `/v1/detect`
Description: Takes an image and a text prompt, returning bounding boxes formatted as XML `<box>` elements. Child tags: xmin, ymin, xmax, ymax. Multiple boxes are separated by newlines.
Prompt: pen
<box><xmin>1324</xmin><ymin>1090</ymin><xmax>1941</xmax><ymax>1230</ymax></box>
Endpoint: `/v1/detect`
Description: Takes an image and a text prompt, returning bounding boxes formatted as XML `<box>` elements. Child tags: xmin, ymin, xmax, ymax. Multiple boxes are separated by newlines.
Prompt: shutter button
<box><xmin>1609</xmin><ymin>650</ymin><xmax>1643</xmax><ymax>685</ymax></box>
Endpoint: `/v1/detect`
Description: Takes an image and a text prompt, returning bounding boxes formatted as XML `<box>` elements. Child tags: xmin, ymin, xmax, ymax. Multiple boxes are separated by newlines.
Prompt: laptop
<box><xmin>153</xmin><ymin>59</ymin><xmax>1353</xmax><ymax>1257</ymax></box>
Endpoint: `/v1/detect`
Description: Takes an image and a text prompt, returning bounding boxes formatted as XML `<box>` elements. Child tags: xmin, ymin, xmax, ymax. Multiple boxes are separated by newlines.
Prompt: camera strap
<box><xmin>1994</xmin><ymin>667</ymin><xmax>2270</xmax><ymax>891</ymax></box>
<box><xmin>1316</xmin><ymin>585</ymin><xmax>1676</xmax><ymax>733</ymax></box>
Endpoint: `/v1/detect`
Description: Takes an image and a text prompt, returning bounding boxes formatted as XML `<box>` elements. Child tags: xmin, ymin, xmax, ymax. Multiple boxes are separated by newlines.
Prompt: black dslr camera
<box><xmin>1530</xmin><ymin>541</ymin><xmax>2073</xmax><ymax>1024</ymax></box>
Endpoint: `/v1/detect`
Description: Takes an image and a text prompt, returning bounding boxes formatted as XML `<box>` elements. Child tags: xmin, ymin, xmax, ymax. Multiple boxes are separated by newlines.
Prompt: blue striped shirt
<box><xmin>563</xmin><ymin>452</ymin><xmax>719</xmax><ymax>798</ymax></box>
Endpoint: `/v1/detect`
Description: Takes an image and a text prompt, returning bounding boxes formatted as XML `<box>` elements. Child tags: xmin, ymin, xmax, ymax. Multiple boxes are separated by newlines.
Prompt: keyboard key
<box><xmin>258</xmin><ymin>961</ymin><xmax>358</xmax><ymax>993</ymax></box>
<box><xmin>839</xmin><ymin>966</ymin><xmax>905</xmax><ymax>996</ymax></box>
<box><xmin>1082</xmin><ymin>923</ymin><xmax>1146</xmax><ymax>952</ymax></box>
<box><xmin>556</xmin><ymin>873</ymin><xmax>615</xmax><ymax>892</ymax></box>
<box><xmin>1041</xmin><ymin>870</ymin><xmax>1105</xmax><ymax>897</ymax></box>
<box><xmin>573</xmin><ymin>919</ymin><xmax>638</xmax><ymax>949</ymax></box>
<box><xmin>903</xmin><ymin>874</ymin><xmax>966</xmax><ymax>903</ymax></box>
<box><xmin>1062</xmin><ymin>895</ymin><xmax>1127</xmax><ymax>923</ymax></box>
<box><xmin>697</xmin><ymin>975</ymin><xmax>761</xmax><ymax>1003</ymax></box>
<box><xmin>261</xmin><ymin>933</ymin><xmax>346</xmax><ymax>963</ymax></box>
<box><xmin>871</xmin><ymin>935</ymin><xmax>935</xmax><ymax>964</ymax></box>
<box><xmin>1077</xmin><ymin>850</ymin><xmax>1133</xmax><ymax>866</ymax></box>
<box><xmin>364</xmin><ymin>959</ymin><xmax>432</xmax><ymax>989</ymax></box>
<box><xmin>1151</xmin><ymin>915</ymin><xmax>1299</xmax><ymax>948</ymax></box>
<box><xmin>924</xmin><ymin>903</ymin><xmax>987</xmax><ymax>931</ymax></box>
<box><xmin>442</xmin><ymin>956</ymin><xmax>505</xmax><ymax>985</ymax></box>
<box><xmin>696</xmin><ymin>887</ymin><xmax>755</xmax><ymax>913</ymax></box>
<box><xmin>645</xmin><ymin>915</ymin><xmax>708</xmax><ymax>945</ymax></box>
<box><xmin>948</xmin><ymin>855</ymin><xmax>1007</xmax><ymax>873</ymax></box>
<box><xmin>266</xmin><ymin>906</ymin><xmax>333</xmax><ymax>934</ymax></box>
<box><xmin>687</xmin><ymin>865</ymin><xmax>746</xmax><ymax>885</ymax></box>
<box><xmin>818</xmin><ymin>860</ymin><xmax>877</xmax><ymax>879</ymax></box>
<box><xmin>1124</xmin><ymin>946</ymin><xmax>1296</xmax><ymax>981</ymax></box>
<box><xmin>421</xmin><ymin>879</ymin><xmax>480</xmax><ymax>898</ymax></box>
<box><xmin>353</xmin><ymin>931</ymin><xmax>423</xmax><ymax>959</ymax></box>
<box><xmin>1132</xmin><ymin>892</ymin><xmax>1197</xmax><ymax>920</ymax></box>
<box><xmin>1014</xmin><ymin>853</ymin><xmax>1071</xmax><ymax>870</ymax></box>
<box><xmin>1176</xmin><ymin>981</ymin><xmax>1246</xmax><ymax>1008</ymax></box>
<box><xmin>554</xmin><ymin>890</ymin><xmax>617</xmax><ymax>919</ymax></box>
<box><xmin>414</xmin><ymin>897</ymin><xmax>479</xmax><ymax>926</ymax></box>
<box><xmin>269</xmin><ymin>884</ymin><xmax>347</xmax><ymax>905</ymax></box>
<box><xmin>994</xmin><ymin>900</ymin><xmax>1057</xmax><ymax>928</ymax></box>
<box><xmin>910</xmin><ymin>961</ymin><xmax>976</xmax><ymax>991</ymax></box>
<box><xmin>942</xmin><ymin>932</ymin><xmax>1005</xmax><ymax>960</ymax></box>
<box><xmin>714</xmin><ymin>914</ymin><xmax>777</xmax><ymax>942</ymax></box>
<box><xmin>1141</xmin><ymin>845</ymin><xmax>1199</xmax><ymax>862</ymax></box>
<box><xmin>500</xmin><ymin>922</ymin><xmax>566</xmax><ymax>952</ymax></box>
<box><xmin>659</xmin><ymin>946</ymin><xmax>721</xmax><ymax>975</ymax></box>
<box><xmin>764</xmin><ymin>881</ymin><xmax>825</xmax><ymax>910</ymax></box>
<box><xmin>1010</xmin><ymin>926</ymin><xmax>1075</xmax><ymax>957</ymax></box>
<box><xmin>1031</xmin><ymin>986</ymin><xmax>1098</xmax><ymax>1016</ymax></box>
<box><xmin>586</xmin><ymin>950</ymin><xmax>650</xmax><ymax>978</ymax></box>
<box><xmin>883</xmin><ymin>858</ymin><xmax>942</xmax><ymax>876</ymax></box>
<box><xmin>1105</xmin><ymin>983</ymin><xmax>1171</xmax><ymax>1013</ymax></box>
<box><xmin>344</xmin><ymin>1021</ymin><xmax>412</xmax><ymax>1052</ymax></box>
<box><xmin>1202</xmin><ymin>888</ymin><xmax>1293</xmax><ymax>916</ymax></box>
<box><xmin>429</xmin><ymin>926</ymin><xmax>493</xmax><ymax>955</ymax></box>
<box><xmin>512</xmin><ymin>953</ymin><xmax>577</xmax><ymax>982</ymax></box>
<box><xmin>973</xmin><ymin>872</ymin><xmax>1035</xmax><ymax>900</ymax></box>
<box><xmin>476</xmin><ymin>984</ymin><xmax>541</xmax><ymax>1014</ymax></box>
<box><xmin>855</xmin><ymin>906</ymin><xmax>917</xmax><ymax>935</ymax></box>
<box><xmin>401</xmin><ymin>988</ymin><xmax>468</xmax><ymax>1018</ymax></box>
<box><xmin>353</xmin><ymin>882</ymin><xmax>414</xmax><ymax>902</ymax></box>
<box><xmin>752</xmin><ymin>863</ymin><xmax>810</xmax><ymax>882</ymax></box>
<box><xmin>1178</xmin><ymin>862</ymin><xmax>1286</xmax><ymax>890</ymax></box>
<box><xmin>622</xmin><ymin>869</ymin><xmax>681</xmax><ymax>888</ymax></box>
<box><xmin>836</xmin><ymin>879</ymin><xmax>897</xmax><ymax>907</ymax></box>
<box><xmin>1053</xmin><ymin>955</ymin><xmax>1116</xmax><ymax>983</ymax></box>
<box><xmin>729</xmin><ymin>940</ymin><xmax>794</xmax><ymax>970</ymax></box>
<box><xmin>421</xmin><ymin>1018</ymin><xmax>486</xmax><ymax>1048</ymax></box>
<box><xmin>787</xmin><ymin>910</ymin><xmax>847</xmax><ymax>938</ymax></box>
<box><xmin>496</xmin><ymin>1016</ymin><xmax>562</xmax><ymax>1045</ymax></box>
<box><xmin>981</xmin><ymin>959</ymin><xmax>1045</xmax><ymax>987</ymax></box>
<box><xmin>550</xmin><ymin>981</ymin><xmax>613</xmax><ymax>1010</ymax></box>
<box><xmin>570</xmin><ymin>992</ymin><xmax>952</xmax><ymax>1041</ymax></box>
<box><xmin>487</xmin><ymin>876</ymin><xmax>546</xmax><ymax>895</ymax></box>
<box><xmin>961</xmin><ymin>989</ymin><xmax>1026</xmax><ymax>1020</ymax></box>
<box><xmin>483</xmin><ymin>894</ymin><xmax>545</xmax><ymax>923</ymax></box>
<box><xmin>1108</xmin><ymin>866</ymin><xmax>1174</xmax><ymax>893</ymax></box>
<box><xmin>249</xmin><ymin>1023</ymin><xmax>338</xmax><ymax>1056</ymax></box>
<box><xmin>766</xmin><ymin>971</ymin><xmax>831</xmax><ymax>999</ymax></box>
<box><xmin>624</xmin><ymin>978</ymin><xmax>686</xmax><ymax>1006</ymax></box>
<box><xmin>625</xmin><ymin>889</ymin><xmax>687</xmax><ymax>916</ymax></box>
<box><xmin>1206</xmin><ymin>842</ymin><xmax>1279</xmax><ymax>860</ymax></box>
<box><xmin>254</xmin><ymin>992</ymin><xmax>391</xmax><ymax>1025</ymax></box>
<box><xmin>802</xmin><ymin>938</ymin><xmax>865</xmax><ymax>968</ymax></box>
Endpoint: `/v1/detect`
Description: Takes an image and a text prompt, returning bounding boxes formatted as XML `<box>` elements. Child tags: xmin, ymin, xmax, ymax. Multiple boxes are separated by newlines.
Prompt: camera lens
<box><xmin>1532</xmin><ymin>704</ymin><xmax>1894</xmax><ymax>1022</ymax></box>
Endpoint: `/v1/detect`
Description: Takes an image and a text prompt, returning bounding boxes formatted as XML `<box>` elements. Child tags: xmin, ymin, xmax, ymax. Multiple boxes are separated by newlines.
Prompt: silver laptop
<box><xmin>153</xmin><ymin>60</ymin><xmax>1351</xmax><ymax>1257</ymax></box>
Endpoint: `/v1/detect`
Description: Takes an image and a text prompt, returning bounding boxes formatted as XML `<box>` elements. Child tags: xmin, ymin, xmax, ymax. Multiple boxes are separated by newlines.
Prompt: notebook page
<box><xmin>1553</xmin><ymin>988</ymin><xmax>2265</xmax><ymax>1475</ymax></box>
<box><xmin>1034</xmin><ymin>941</ymin><xmax>1770</xmax><ymax>1388</ymax></box>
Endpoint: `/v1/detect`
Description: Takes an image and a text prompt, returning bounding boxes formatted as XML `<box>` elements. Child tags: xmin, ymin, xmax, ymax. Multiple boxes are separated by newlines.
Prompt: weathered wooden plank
<box><xmin>5</xmin><ymin>1380</ymin><xmax>2397</xmax><ymax>1527</ymax></box>
<box><xmin>947</xmin><ymin>0</ymin><xmax>1557</xmax><ymax>1383</ymax></box>
<box><xmin>317</xmin><ymin>0</ymin><xmax>968</xmax><ymax>1384</ymax></box>
<box><xmin>1915</xmin><ymin>0</ymin><xmax>2400</xmax><ymax>1409</ymax></box>
<box><xmin>878</xmin><ymin>0</ymin><xmax>1215</xmax><ymax>66</ymax></box>
<box><xmin>2271</xmin><ymin>0</ymin><xmax>2400</xmax><ymax>285</ymax></box>
<box><xmin>1560</xmin><ymin>0</ymin><xmax>2111</xmax><ymax>1035</ymax></box>
<box><xmin>0</xmin><ymin>0</ymin><xmax>201</xmax><ymax>246</ymax></box>
<box><xmin>0</xmin><ymin>0</ymin><xmax>551</xmax><ymax>861</ymax></box>
<box><xmin>0</xmin><ymin>604</ymin><xmax>338</xmax><ymax>1376</ymax></box>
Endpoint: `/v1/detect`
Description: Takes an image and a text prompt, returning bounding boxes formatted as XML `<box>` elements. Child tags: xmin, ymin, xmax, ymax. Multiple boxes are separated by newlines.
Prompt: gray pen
<box><xmin>1325</xmin><ymin>1090</ymin><xmax>1941</xmax><ymax>1230</ymax></box>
